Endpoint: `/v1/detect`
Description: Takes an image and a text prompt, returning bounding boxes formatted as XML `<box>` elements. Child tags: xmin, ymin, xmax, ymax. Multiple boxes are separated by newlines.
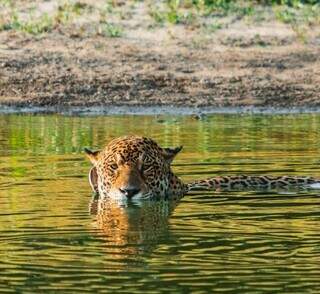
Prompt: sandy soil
<box><xmin>0</xmin><ymin>1</ymin><xmax>320</xmax><ymax>109</ymax></box>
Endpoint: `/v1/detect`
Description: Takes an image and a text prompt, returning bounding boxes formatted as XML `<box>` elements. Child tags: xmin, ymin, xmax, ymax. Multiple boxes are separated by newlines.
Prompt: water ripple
<box><xmin>1</xmin><ymin>113</ymin><xmax>320</xmax><ymax>292</ymax></box>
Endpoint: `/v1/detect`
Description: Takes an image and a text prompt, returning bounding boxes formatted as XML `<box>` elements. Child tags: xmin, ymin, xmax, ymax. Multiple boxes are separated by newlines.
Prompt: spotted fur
<box><xmin>187</xmin><ymin>175</ymin><xmax>316</xmax><ymax>191</ymax></box>
<box><xmin>85</xmin><ymin>136</ymin><xmax>319</xmax><ymax>201</ymax></box>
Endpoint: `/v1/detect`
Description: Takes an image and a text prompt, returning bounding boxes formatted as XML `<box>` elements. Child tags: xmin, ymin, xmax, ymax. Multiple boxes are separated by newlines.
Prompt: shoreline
<box><xmin>2</xmin><ymin>105</ymin><xmax>320</xmax><ymax>116</ymax></box>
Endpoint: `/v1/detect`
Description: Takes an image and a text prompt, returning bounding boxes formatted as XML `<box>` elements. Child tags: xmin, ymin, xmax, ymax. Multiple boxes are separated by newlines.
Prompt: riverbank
<box><xmin>1</xmin><ymin>1</ymin><xmax>319</xmax><ymax>109</ymax></box>
<box><xmin>3</xmin><ymin>105</ymin><xmax>320</xmax><ymax>116</ymax></box>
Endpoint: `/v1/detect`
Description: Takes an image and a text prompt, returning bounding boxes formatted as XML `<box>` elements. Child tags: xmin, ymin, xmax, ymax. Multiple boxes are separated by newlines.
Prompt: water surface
<box><xmin>1</xmin><ymin>114</ymin><xmax>320</xmax><ymax>293</ymax></box>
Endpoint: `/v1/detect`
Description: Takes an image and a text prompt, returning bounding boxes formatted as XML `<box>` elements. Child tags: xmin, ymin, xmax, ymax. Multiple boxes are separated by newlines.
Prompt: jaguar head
<box><xmin>85</xmin><ymin>136</ymin><xmax>182</xmax><ymax>201</ymax></box>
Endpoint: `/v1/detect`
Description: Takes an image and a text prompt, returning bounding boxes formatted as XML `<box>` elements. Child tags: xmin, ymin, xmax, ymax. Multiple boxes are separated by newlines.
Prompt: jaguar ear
<box><xmin>163</xmin><ymin>146</ymin><xmax>183</xmax><ymax>163</ymax></box>
<box><xmin>84</xmin><ymin>148</ymin><xmax>100</xmax><ymax>165</ymax></box>
<box><xmin>88</xmin><ymin>167</ymin><xmax>99</xmax><ymax>194</ymax></box>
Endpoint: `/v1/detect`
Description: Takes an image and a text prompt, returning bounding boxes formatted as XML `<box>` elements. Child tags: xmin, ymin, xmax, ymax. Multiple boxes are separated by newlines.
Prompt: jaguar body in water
<box><xmin>85</xmin><ymin>135</ymin><xmax>319</xmax><ymax>201</ymax></box>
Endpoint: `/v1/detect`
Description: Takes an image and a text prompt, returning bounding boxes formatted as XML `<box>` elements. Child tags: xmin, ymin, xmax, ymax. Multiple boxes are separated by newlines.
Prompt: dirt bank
<box><xmin>0</xmin><ymin>1</ymin><xmax>320</xmax><ymax>109</ymax></box>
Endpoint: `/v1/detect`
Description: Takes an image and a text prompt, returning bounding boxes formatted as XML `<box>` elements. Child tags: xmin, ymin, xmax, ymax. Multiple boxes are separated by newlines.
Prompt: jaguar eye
<box><xmin>110</xmin><ymin>163</ymin><xmax>118</xmax><ymax>170</ymax></box>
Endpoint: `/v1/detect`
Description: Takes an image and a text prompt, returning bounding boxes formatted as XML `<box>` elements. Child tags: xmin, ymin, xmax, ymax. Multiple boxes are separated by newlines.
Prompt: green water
<box><xmin>1</xmin><ymin>113</ymin><xmax>320</xmax><ymax>293</ymax></box>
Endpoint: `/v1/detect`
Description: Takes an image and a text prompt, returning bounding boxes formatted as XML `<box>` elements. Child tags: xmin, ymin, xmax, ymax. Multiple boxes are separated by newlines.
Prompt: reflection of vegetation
<box><xmin>1</xmin><ymin>113</ymin><xmax>320</xmax><ymax>184</ymax></box>
<box><xmin>1</xmin><ymin>113</ymin><xmax>320</xmax><ymax>156</ymax></box>
<box><xmin>1</xmin><ymin>112</ymin><xmax>320</xmax><ymax>188</ymax></box>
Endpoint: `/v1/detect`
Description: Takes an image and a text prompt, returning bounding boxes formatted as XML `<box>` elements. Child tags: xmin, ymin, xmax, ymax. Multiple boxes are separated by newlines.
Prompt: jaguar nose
<box><xmin>119</xmin><ymin>188</ymin><xmax>140</xmax><ymax>199</ymax></box>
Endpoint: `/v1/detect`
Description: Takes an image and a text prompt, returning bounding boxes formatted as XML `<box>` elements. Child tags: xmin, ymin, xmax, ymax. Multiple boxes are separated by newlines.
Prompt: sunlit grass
<box><xmin>273</xmin><ymin>3</ymin><xmax>320</xmax><ymax>42</ymax></box>
<box><xmin>98</xmin><ymin>22</ymin><xmax>123</xmax><ymax>37</ymax></box>
<box><xmin>0</xmin><ymin>0</ymin><xmax>89</xmax><ymax>34</ymax></box>
<box><xmin>0</xmin><ymin>12</ymin><xmax>53</xmax><ymax>34</ymax></box>
<box><xmin>274</xmin><ymin>2</ymin><xmax>320</xmax><ymax>25</ymax></box>
<box><xmin>0</xmin><ymin>0</ymin><xmax>319</xmax><ymax>39</ymax></box>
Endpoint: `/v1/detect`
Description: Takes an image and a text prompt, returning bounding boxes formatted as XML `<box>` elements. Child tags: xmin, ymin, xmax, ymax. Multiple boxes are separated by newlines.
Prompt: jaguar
<box><xmin>85</xmin><ymin>135</ymin><xmax>319</xmax><ymax>201</ymax></box>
